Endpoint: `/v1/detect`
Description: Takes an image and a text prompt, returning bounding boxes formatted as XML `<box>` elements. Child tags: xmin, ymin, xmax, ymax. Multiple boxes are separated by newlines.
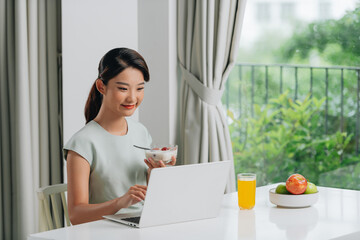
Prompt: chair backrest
<box><xmin>37</xmin><ymin>183</ymin><xmax>71</xmax><ymax>231</ymax></box>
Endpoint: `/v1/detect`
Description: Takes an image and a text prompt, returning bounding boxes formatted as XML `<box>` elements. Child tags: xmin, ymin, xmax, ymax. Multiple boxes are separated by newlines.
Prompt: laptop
<box><xmin>103</xmin><ymin>161</ymin><xmax>231</xmax><ymax>228</ymax></box>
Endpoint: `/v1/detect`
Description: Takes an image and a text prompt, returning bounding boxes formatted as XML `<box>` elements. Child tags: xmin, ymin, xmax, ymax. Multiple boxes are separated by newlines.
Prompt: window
<box><xmin>224</xmin><ymin>0</ymin><xmax>360</xmax><ymax>190</ymax></box>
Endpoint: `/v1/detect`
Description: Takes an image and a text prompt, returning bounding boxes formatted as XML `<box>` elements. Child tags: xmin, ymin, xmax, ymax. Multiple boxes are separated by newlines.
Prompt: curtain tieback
<box><xmin>180</xmin><ymin>63</ymin><xmax>223</xmax><ymax>106</ymax></box>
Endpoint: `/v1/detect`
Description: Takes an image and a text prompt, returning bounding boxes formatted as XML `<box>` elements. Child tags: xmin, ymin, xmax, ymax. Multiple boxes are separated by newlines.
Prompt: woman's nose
<box><xmin>126</xmin><ymin>90</ymin><xmax>137</xmax><ymax>102</ymax></box>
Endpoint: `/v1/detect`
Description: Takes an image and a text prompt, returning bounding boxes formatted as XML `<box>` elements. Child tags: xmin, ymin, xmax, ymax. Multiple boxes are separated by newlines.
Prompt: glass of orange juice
<box><xmin>237</xmin><ymin>173</ymin><xmax>256</xmax><ymax>210</ymax></box>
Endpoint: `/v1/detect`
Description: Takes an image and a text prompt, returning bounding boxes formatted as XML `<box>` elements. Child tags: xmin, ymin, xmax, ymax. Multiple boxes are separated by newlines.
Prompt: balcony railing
<box><xmin>223</xmin><ymin>63</ymin><xmax>360</xmax><ymax>155</ymax></box>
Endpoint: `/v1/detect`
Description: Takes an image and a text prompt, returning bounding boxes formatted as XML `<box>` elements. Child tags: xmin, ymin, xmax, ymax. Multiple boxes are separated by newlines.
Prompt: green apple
<box><xmin>275</xmin><ymin>183</ymin><xmax>290</xmax><ymax>194</ymax></box>
<box><xmin>304</xmin><ymin>182</ymin><xmax>318</xmax><ymax>194</ymax></box>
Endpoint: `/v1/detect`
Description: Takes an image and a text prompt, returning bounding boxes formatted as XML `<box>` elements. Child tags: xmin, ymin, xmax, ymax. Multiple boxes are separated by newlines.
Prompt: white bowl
<box><xmin>269</xmin><ymin>188</ymin><xmax>319</xmax><ymax>208</ymax></box>
<box><xmin>145</xmin><ymin>145</ymin><xmax>177</xmax><ymax>163</ymax></box>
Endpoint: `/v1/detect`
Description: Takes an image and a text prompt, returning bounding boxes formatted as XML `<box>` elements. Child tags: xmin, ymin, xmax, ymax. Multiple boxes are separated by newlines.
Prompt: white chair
<box><xmin>37</xmin><ymin>183</ymin><xmax>71</xmax><ymax>231</ymax></box>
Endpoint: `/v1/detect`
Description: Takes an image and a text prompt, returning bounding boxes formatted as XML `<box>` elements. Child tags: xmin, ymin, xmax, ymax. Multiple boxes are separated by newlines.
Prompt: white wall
<box><xmin>62</xmin><ymin>0</ymin><xmax>139</xmax><ymax>143</ymax></box>
<box><xmin>138</xmin><ymin>0</ymin><xmax>178</xmax><ymax>145</ymax></box>
<box><xmin>63</xmin><ymin>0</ymin><xmax>178</xmax><ymax>156</ymax></box>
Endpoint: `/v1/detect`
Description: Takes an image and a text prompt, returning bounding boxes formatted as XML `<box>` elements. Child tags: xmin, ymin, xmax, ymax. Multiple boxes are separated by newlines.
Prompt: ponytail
<box><xmin>84</xmin><ymin>80</ymin><xmax>102</xmax><ymax>123</ymax></box>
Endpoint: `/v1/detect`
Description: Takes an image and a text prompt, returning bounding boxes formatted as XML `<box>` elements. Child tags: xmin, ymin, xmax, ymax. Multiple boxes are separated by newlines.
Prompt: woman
<box><xmin>64</xmin><ymin>48</ymin><xmax>176</xmax><ymax>225</ymax></box>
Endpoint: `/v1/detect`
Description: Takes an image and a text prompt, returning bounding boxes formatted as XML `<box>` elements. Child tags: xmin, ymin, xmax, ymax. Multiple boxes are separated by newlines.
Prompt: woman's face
<box><xmin>99</xmin><ymin>67</ymin><xmax>145</xmax><ymax>118</ymax></box>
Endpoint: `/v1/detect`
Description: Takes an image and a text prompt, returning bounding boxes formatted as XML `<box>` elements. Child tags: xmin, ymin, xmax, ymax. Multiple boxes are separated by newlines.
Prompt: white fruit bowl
<box><xmin>269</xmin><ymin>188</ymin><xmax>319</xmax><ymax>208</ymax></box>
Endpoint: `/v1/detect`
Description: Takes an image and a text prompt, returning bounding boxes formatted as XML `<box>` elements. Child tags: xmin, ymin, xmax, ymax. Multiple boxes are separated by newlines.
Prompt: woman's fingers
<box><xmin>129</xmin><ymin>185</ymin><xmax>147</xmax><ymax>201</ymax></box>
<box><xmin>130</xmin><ymin>191</ymin><xmax>145</xmax><ymax>201</ymax></box>
<box><xmin>146</xmin><ymin>157</ymin><xmax>164</xmax><ymax>168</ymax></box>
<box><xmin>130</xmin><ymin>185</ymin><xmax>147</xmax><ymax>194</ymax></box>
<box><xmin>134</xmin><ymin>184</ymin><xmax>147</xmax><ymax>190</ymax></box>
<box><xmin>130</xmin><ymin>194</ymin><xmax>143</xmax><ymax>202</ymax></box>
<box><xmin>120</xmin><ymin>185</ymin><xmax>147</xmax><ymax>208</ymax></box>
<box><xmin>145</xmin><ymin>157</ymin><xmax>156</xmax><ymax>168</ymax></box>
<box><xmin>144</xmin><ymin>159</ymin><xmax>152</xmax><ymax>168</ymax></box>
<box><xmin>169</xmin><ymin>156</ymin><xmax>176</xmax><ymax>166</ymax></box>
<box><xmin>158</xmin><ymin>160</ymin><xmax>166</xmax><ymax>167</ymax></box>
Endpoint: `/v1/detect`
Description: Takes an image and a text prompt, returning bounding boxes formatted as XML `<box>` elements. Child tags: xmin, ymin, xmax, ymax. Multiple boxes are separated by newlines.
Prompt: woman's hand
<box><xmin>144</xmin><ymin>155</ymin><xmax>176</xmax><ymax>170</ymax></box>
<box><xmin>118</xmin><ymin>185</ymin><xmax>147</xmax><ymax>209</ymax></box>
<box><xmin>144</xmin><ymin>156</ymin><xmax>176</xmax><ymax>181</ymax></box>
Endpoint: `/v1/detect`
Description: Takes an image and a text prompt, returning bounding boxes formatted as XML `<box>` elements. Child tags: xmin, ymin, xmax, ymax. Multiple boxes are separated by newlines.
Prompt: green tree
<box><xmin>228</xmin><ymin>91</ymin><xmax>356</xmax><ymax>187</ymax></box>
<box><xmin>279</xmin><ymin>6</ymin><xmax>360</xmax><ymax>66</ymax></box>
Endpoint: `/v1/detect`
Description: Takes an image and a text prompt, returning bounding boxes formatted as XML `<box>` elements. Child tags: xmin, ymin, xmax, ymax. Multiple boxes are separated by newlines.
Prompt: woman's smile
<box><xmin>122</xmin><ymin>104</ymin><xmax>136</xmax><ymax>109</ymax></box>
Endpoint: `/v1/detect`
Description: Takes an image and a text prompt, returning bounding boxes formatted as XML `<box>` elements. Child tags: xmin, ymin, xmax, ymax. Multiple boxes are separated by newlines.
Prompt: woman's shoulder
<box><xmin>63</xmin><ymin>121</ymin><xmax>101</xmax><ymax>163</ymax></box>
<box><xmin>66</xmin><ymin>121</ymin><xmax>101</xmax><ymax>143</ymax></box>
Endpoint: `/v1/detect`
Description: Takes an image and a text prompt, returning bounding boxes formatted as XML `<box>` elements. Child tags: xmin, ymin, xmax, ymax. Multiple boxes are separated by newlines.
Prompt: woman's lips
<box><xmin>122</xmin><ymin>104</ymin><xmax>135</xmax><ymax>109</ymax></box>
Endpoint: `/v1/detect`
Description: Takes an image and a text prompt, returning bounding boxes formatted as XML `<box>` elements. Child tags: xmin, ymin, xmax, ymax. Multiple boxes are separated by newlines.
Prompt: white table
<box><xmin>28</xmin><ymin>184</ymin><xmax>360</xmax><ymax>240</ymax></box>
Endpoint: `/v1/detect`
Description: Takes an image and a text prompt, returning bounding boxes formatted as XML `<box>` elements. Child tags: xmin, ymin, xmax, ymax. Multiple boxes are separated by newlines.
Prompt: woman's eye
<box><xmin>118</xmin><ymin>87</ymin><xmax>127</xmax><ymax>91</ymax></box>
<box><xmin>137</xmin><ymin>87</ymin><xmax>144</xmax><ymax>91</ymax></box>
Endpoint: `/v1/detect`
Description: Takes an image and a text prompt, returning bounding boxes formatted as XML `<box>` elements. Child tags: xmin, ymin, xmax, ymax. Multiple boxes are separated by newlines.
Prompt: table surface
<box><xmin>28</xmin><ymin>184</ymin><xmax>360</xmax><ymax>240</ymax></box>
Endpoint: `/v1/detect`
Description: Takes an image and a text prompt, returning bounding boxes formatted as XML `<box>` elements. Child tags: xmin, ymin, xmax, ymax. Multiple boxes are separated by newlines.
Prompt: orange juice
<box><xmin>237</xmin><ymin>173</ymin><xmax>256</xmax><ymax>210</ymax></box>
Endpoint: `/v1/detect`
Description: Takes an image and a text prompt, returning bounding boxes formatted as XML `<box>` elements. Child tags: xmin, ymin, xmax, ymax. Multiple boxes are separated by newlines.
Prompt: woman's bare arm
<box><xmin>67</xmin><ymin>150</ymin><xmax>147</xmax><ymax>225</ymax></box>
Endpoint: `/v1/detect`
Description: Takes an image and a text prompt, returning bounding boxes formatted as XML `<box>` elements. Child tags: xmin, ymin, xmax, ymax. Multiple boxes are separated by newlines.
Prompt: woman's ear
<box><xmin>95</xmin><ymin>79</ymin><xmax>106</xmax><ymax>95</ymax></box>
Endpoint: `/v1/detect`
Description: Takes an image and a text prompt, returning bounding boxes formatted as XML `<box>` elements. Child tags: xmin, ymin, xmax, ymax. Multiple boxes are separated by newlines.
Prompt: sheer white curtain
<box><xmin>177</xmin><ymin>0</ymin><xmax>246</xmax><ymax>192</ymax></box>
<box><xmin>0</xmin><ymin>0</ymin><xmax>62</xmax><ymax>239</ymax></box>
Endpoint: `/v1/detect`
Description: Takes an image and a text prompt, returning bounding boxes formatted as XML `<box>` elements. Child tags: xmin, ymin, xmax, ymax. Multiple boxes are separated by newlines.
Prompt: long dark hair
<box><xmin>84</xmin><ymin>48</ymin><xmax>150</xmax><ymax>123</ymax></box>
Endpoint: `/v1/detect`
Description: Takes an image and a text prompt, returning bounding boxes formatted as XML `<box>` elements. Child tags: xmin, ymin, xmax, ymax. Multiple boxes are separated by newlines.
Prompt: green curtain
<box><xmin>0</xmin><ymin>0</ymin><xmax>63</xmax><ymax>239</ymax></box>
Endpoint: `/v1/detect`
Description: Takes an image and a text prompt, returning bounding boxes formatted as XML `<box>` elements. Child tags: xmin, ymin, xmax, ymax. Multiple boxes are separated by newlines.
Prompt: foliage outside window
<box><xmin>225</xmin><ymin>2</ymin><xmax>360</xmax><ymax>189</ymax></box>
<box><xmin>227</xmin><ymin>91</ymin><xmax>359</xmax><ymax>189</ymax></box>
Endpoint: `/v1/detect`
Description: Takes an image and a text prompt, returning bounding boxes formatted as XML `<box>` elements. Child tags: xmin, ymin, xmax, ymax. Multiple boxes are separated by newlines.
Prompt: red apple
<box><xmin>286</xmin><ymin>174</ymin><xmax>307</xmax><ymax>195</ymax></box>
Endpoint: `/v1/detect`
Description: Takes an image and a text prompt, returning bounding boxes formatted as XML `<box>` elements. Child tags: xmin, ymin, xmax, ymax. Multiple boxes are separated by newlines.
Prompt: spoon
<box><xmin>133</xmin><ymin>145</ymin><xmax>151</xmax><ymax>150</ymax></box>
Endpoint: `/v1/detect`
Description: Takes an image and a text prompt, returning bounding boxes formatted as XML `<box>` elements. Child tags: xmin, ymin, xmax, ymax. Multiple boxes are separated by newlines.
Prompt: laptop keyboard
<box><xmin>123</xmin><ymin>216</ymin><xmax>141</xmax><ymax>224</ymax></box>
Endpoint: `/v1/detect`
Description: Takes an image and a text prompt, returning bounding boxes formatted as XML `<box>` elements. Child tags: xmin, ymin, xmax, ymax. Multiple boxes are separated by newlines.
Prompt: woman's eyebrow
<box><xmin>115</xmin><ymin>82</ymin><xmax>129</xmax><ymax>86</ymax></box>
<box><xmin>115</xmin><ymin>81</ymin><xmax>145</xmax><ymax>86</ymax></box>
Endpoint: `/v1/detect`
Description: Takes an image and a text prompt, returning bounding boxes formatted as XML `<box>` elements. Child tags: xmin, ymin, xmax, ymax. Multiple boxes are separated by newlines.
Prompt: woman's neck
<box><xmin>93</xmin><ymin>111</ymin><xmax>128</xmax><ymax>136</ymax></box>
